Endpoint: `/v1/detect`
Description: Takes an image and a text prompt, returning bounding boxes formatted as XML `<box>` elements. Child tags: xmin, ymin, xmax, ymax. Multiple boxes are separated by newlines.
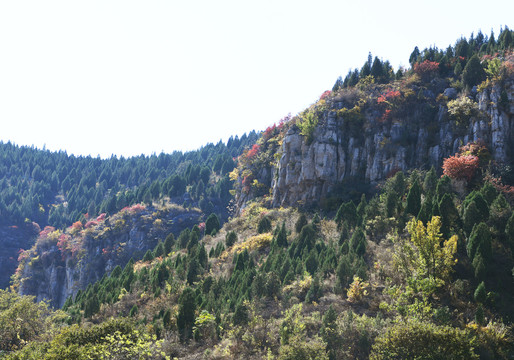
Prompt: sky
<box><xmin>0</xmin><ymin>0</ymin><xmax>512</xmax><ymax>158</ymax></box>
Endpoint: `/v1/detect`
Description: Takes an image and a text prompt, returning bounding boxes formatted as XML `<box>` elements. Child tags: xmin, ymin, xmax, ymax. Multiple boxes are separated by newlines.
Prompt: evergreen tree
<box><xmin>405</xmin><ymin>180</ymin><xmax>422</xmax><ymax>216</ymax></box>
<box><xmin>295</xmin><ymin>213</ymin><xmax>308</xmax><ymax>233</ymax></box>
<box><xmin>467</xmin><ymin>222</ymin><xmax>492</xmax><ymax>262</ymax></box>
<box><xmin>177</xmin><ymin>287</ymin><xmax>196</xmax><ymax>339</ymax></box>
<box><xmin>463</xmin><ymin>201</ymin><xmax>481</xmax><ymax>236</ymax></box>
<box><xmin>164</xmin><ymin>233</ymin><xmax>175</xmax><ymax>255</ymax></box>
<box><xmin>275</xmin><ymin>222</ymin><xmax>288</xmax><ymax>247</ymax></box>
<box><xmin>506</xmin><ymin>213</ymin><xmax>514</xmax><ymax>249</ymax></box>
<box><xmin>462</xmin><ymin>54</ymin><xmax>486</xmax><ymax>89</ymax></box>
<box><xmin>143</xmin><ymin>249</ymin><xmax>154</xmax><ymax>262</ymax></box>
<box><xmin>257</xmin><ymin>216</ymin><xmax>272</xmax><ymax>234</ymax></box>
<box><xmin>305</xmin><ymin>275</ymin><xmax>323</xmax><ymax>303</ymax></box>
<box><xmin>474</xmin><ymin>281</ymin><xmax>486</xmax><ymax>303</ymax></box>
<box><xmin>153</xmin><ymin>242</ymin><xmax>165</xmax><ymax>258</ymax></box>
<box><xmin>225</xmin><ymin>231</ymin><xmax>238</xmax><ymax>247</ymax></box>
<box><xmin>438</xmin><ymin>194</ymin><xmax>459</xmax><ymax>237</ymax></box>
<box><xmin>232</xmin><ymin>302</ymin><xmax>249</xmax><ymax>326</ymax></box>
<box><xmin>349</xmin><ymin>228</ymin><xmax>366</xmax><ymax>256</ymax></box>
<box><xmin>205</xmin><ymin>213</ymin><xmax>220</xmax><ymax>235</ymax></box>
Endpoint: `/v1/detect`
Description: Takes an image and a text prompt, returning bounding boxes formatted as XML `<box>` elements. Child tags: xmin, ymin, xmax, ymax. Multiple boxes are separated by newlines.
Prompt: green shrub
<box><xmin>370</xmin><ymin>320</ymin><xmax>478</xmax><ymax>359</ymax></box>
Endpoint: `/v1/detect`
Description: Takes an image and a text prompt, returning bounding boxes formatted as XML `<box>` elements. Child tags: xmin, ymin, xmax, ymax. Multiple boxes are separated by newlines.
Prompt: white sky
<box><xmin>0</xmin><ymin>0</ymin><xmax>512</xmax><ymax>158</ymax></box>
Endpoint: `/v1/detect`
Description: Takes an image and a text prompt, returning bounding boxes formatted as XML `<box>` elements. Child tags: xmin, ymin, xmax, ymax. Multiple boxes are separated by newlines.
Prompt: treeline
<box><xmin>333</xmin><ymin>26</ymin><xmax>514</xmax><ymax>90</ymax></box>
<box><xmin>0</xmin><ymin>132</ymin><xmax>258</xmax><ymax>228</ymax></box>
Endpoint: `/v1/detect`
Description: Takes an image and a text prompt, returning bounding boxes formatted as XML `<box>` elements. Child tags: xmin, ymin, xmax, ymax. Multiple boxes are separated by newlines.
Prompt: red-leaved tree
<box><xmin>442</xmin><ymin>154</ymin><xmax>479</xmax><ymax>181</ymax></box>
<box><xmin>414</xmin><ymin>60</ymin><xmax>439</xmax><ymax>81</ymax></box>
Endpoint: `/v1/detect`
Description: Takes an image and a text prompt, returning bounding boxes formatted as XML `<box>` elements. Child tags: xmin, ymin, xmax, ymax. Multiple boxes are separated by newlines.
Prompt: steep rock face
<box><xmin>0</xmin><ymin>224</ymin><xmax>39</xmax><ymax>289</ymax></box>
<box><xmin>271</xmin><ymin>81</ymin><xmax>514</xmax><ymax>208</ymax></box>
<box><xmin>18</xmin><ymin>205</ymin><xmax>202</xmax><ymax>308</ymax></box>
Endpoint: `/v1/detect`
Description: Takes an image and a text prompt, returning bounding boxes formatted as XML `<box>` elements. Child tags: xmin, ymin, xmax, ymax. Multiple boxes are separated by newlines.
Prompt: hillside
<box><xmin>0</xmin><ymin>132</ymin><xmax>259</xmax><ymax>288</ymax></box>
<box><xmin>2</xmin><ymin>28</ymin><xmax>514</xmax><ymax>359</ymax></box>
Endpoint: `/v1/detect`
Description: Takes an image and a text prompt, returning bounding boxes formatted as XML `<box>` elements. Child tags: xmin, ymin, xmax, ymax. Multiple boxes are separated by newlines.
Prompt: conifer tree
<box><xmin>295</xmin><ymin>213</ymin><xmax>308</xmax><ymax>233</ymax></box>
<box><xmin>153</xmin><ymin>242</ymin><xmax>165</xmax><ymax>258</ymax></box>
<box><xmin>205</xmin><ymin>213</ymin><xmax>220</xmax><ymax>235</ymax></box>
<box><xmin>257</xmin><ymin>216</ymin><xmax>272</xmax><ymax>234</ymax></box>
<box><xmin>164</xmin><ymin>233</ymin><xmax>175</xmax><ymax>255</ymax></box>
<box><xmin>438</xmin><ymin>194</ymin><xmax>459</xmax><ymax>237</ymax></box>
<box><xmin>143</xmin><ymin>249</ymin><xmax>154</xmax><ymax>262</ymax></box>
<box><xmin>474</xmin><ymin>281</ymin><xmax>486</xmax><ymax>303</ymax></box>
<box><xmin>506</xmin><ymin>213</ymin><xmax>514</xmax><ymax>249</ymax></box>
<box><xmin>276</xmin><ymin>222</ymin><xmax>288</xmax><ymax>247</ymax></box>
<box><xmin>463</xmin><ymin>201</ymin><xmax>481</xmax><ymax>236</ymax></box>
<box><xmin>462</xmin><ymin>54</ymin><xmax>486</xmax><ymax>89</ymax></box>
<box><xmin>225</xmin><ymin>231</ymin><xmax>237</xmax><ymax>247</ymax></box>
<box><xmin>177</xmin><ymin>287</ymin><xmax>196</xmax><ymax>339</ymax></box>
<box><xmin>405</xmin><ymin>180</ymin><xmax>422</xmax><ymax>216</ymax></box>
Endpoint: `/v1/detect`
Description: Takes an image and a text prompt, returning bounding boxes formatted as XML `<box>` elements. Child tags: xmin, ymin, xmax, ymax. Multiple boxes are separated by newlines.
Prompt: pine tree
<box><xmin>225</xmin><ymin>231</ymin><xmax>237</xmax><ymax>247</ymax></box>
<box><xmin>438</xmin><ymin>194</ymin><xmax>459</xmax><ymax>237</ymax></box>
<box><xmin>350</xmin><ymin>228</ymin><xmax>366</xmax><ymax>256</ymax></box>
<box><xmin>405</xmin><ymin>180</ymin><xmax>422</xmax><ymax>216</ymax></box>
<box><xmin>257</xmin><ymin>216</ymin><xmax>272</xmax><ymax>234</ymax></box>
<box><xmin>153</xmin><ymin>242</ymin><xmax>165</xmax><ymax>258</ymax></box>
<box><xmin>177</xmin><ymin>287</ymin><xmax>196</xmax><ymax>339</ymax></box>
<box><xmin>463</xmin><ymin>202</ymin><xmax>481</xmax><ymax>236</ymax></box>
<box><xmin>462</xmin><ymin>54</ymin><xmax>486</xmax><ymax>89</ymax></box>
<box><xmin>164</xmin><ymin>233</ymin><xmax>175</xmax><ymax>255</ymax></box>
<box><xmin>275</xmin><ymin>222</ymin><xmax>288</xmax><ymax>247</ymax></box>
<box><xmin>143</xmin><ymin>249</ymin><xmax>154</xmax><ymax>262</ymax></box>
<box><xmin>205</xmin><ymin>213</ymin><xmax>220</xmax><ymax>235</ymax></box>
<box><xmin>295</xmin><ymin>213</ymin><xmax>308</xmax><ymax>233</ymax></box>
<box><xmin>467</xmin><ymin>222</ymin><xmax>491</xmax><ymax>262</ymax></box>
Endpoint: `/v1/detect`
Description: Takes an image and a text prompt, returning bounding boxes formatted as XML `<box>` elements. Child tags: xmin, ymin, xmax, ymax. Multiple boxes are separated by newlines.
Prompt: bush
<box><xmin>257</xmin><ymin>216</ymin><xmax>272</xmax><ymax>234</ymax></box>
<box><xmin>370</xmin><ymin>320</ymin><xmax>479</xmax><ymax>359</ymax></box>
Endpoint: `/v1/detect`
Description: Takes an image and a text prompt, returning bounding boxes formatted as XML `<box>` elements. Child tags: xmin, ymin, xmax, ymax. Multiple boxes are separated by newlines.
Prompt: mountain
<box><xmin>2</xmin><ymin>28</ymin><xmax>514</xmax><ymax>359</ymax></box>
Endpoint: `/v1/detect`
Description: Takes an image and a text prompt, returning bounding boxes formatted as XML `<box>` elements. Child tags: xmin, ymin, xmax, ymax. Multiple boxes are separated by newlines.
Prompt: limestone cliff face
<box><xmin>270</xmin><ymin>81</ymin><xmax>514</xmax><ymax>208</ymax></box>
<box><xmin>17</xmin><ymin>205</ymin><xmax>201</xmax><ymax>308</ymax></box>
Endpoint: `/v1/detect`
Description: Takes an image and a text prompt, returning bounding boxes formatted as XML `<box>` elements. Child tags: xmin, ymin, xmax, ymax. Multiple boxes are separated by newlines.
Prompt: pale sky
<box><xmin>0</xmin><ymin>1</ymin><xmax>512</xmax><ymax>158</ymax></box>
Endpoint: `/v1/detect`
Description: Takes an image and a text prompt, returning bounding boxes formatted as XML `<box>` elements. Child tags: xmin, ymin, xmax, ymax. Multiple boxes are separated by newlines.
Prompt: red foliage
<box><xmin>17</xmin><ymin>249</ymin><xmax>29</xmax><ymax>262</ymax></box>
<box><xmin>380</xmin><ymin>109</ymin><xmax>392</xmax><ymax>122</ymax></box>
<box><xmin>246</xmin><ymin>144</ymin><xmax>260</xmax><ymax>159</ymax></box>
<box><xmin>70</xmin><ymin>221</ymin><xmax>83</xmax><ymax>231</ymax></box>
<box><xmin>198</xmin><ymin>222</ymin><xmax>206</xmax><ymax>232</ymax></box>
<box><xmin>122</xmin><ymin>204</ymin><xmax>146</xmax><ymax>214</ymax></box>
<box><xmin>57</xmin><ymin>234</ymin><xmax>72</xmax><ymax>259</ymax></box>
<box><xmin>414</xmin><ymin>60</ymin><xmax>440</xmax><ymax>80</ymax></box>
<box><xmin>486</xmin><ymin>176</ymin><xmax>514</xmax><ymax>202</ymax></box>
<box><xmin>459</xmin><ymin>140</ymin><xmax>490</xmax><ymax>166</ymax></box>
<box><xmin>39</xmin><ymin>226</ymin><xmax>56</xmax><ymax>239</ymax></box>
<box><xmin>320</xmin><ymin>90</ymin><xmax>331</xmax><ymax>101</ymax></box>
<box><xmin>96</xmin><ymin>213</ymin><xmax>107</xmax><ymax>222</ymax></box>
<box><xmin>263</xmin><ymin>124</ymin><xmax>277</xmax><ymax>142</ymax></box>
<box><xmin>85</xmin><ymin>220</ymin><xmax>99</xmax><ymax>229</ymax></box>
<box><xmin>442</xmin><ymin>154</ymin><xmax>479</xmax><ymax>181</ymax></box>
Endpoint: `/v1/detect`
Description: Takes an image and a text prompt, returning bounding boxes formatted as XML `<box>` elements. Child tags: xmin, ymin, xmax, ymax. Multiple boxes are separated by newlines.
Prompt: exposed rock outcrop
<box><xmin>17</xmin><ymin>205</ymin><xmax>202</xmax><ymax>308</ymax></box>
<box><xmin>269</xmin><ymin>81</ymin><xmax>514</xmax><ymax>208</ymax></box>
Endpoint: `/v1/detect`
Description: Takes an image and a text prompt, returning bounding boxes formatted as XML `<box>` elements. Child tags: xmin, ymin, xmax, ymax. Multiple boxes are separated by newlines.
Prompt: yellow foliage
<box><xmin>347</xmin><ymin>276</ymin><xmax>369</xmax><ymax>303</ymax></box>
<box><xmin>220</xmin><ymin>233</ymin><xmax>272</xmax><ymax>260</ymax></box>
<box><xmin>229</xmin><ymin>168</ymin><xmax>239</xmax><ymax>182</ymax></box>
<box><xmin>406</xmin><ymin>216</ymin><xmax>458</xmax><ymax>282</ymax></box>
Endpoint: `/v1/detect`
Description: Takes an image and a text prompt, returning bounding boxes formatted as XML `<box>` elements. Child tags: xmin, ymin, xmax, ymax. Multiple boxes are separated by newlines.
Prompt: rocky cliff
<box><xmin>16</xmin><ymin>204</ymin><xmax>201</xmax><ymax>308</ymax></box>
<box><xmin>0</xmin><ymin>224</ymin><xmax>39</xmax><ymax>289</ymax></box>
<box><xmin>267</xmin><ymin>80</ymin><xmax>514</xmax><ymax>208</ymax></box>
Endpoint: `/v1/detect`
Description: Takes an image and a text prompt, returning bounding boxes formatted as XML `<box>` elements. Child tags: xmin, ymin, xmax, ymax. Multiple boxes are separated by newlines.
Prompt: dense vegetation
<box><xmin>1</xmin><ymin>27</ymin><xmax>514</xmax><ymax>359</ymax></box>
<box><xmin>0</xmin><ymin>132</ymin><xmax>258</xmax><ymax>228</ymax></box>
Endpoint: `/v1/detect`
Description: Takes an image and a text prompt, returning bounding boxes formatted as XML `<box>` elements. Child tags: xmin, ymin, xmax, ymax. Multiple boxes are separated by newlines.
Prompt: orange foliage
<box><xmin>442</xmin><ymin>155</ymin><xmax>479</xmax><ymax>181</ymax></box>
